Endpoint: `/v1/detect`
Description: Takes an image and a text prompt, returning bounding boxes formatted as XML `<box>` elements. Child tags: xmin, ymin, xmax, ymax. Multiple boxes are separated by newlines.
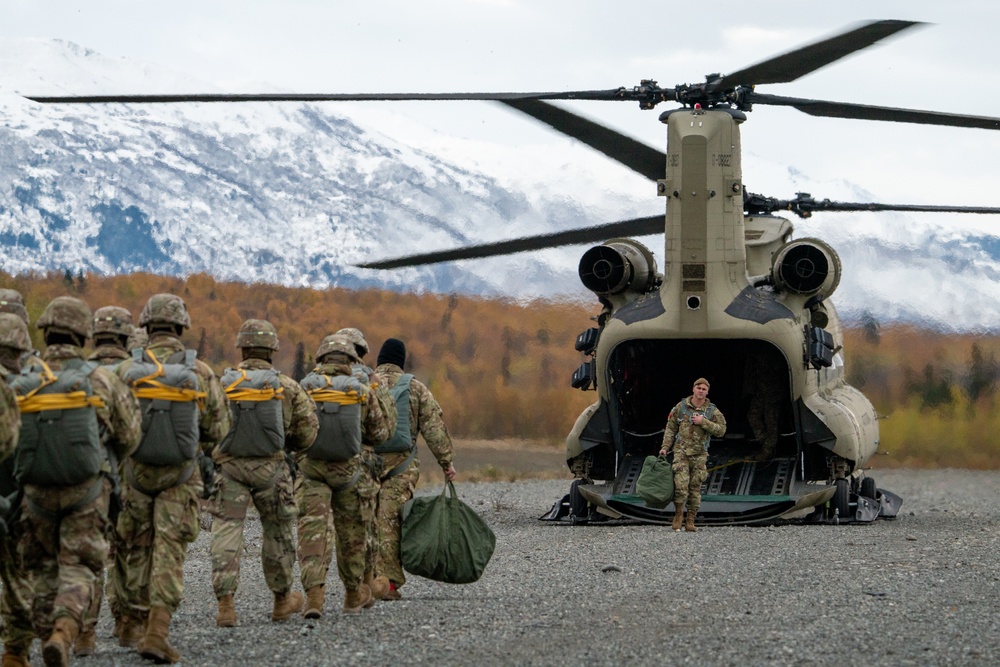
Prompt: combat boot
<box><xmin>271</xmin><ymin>590</ymin><xmax>304</xmax><ymax>622</ymax></box>
<box><xmin>383</xmin><ymin>582</ymin><xmax>402</xmax><ymax>601</ymax></box>
<box><xmin>216</xmin><ymin>594</ymin><xmax>237</xmax><ymax>627</ymax></box>
<box><xmin>303</xmin><ymin>585</ymin><xmax>325</xmax><ymax>619</ymax></box>
<box><xmin>1</xmin><ymin>651</ymin><xmax>31</xmax><ymax>667</ymax></box>
<box><xmin>137</xmin><ymin>606</ymin><xmax>180</xmax><ymax>664</ymax></box>
<box><xmin>42</xmin><ymin>616</ymin><xmax>79</xmax><ymax>667</ymax></box>
<box><xmin>685</xmin><ymin>511</ymin><xmax>698</xmax><ymax>532</ymax></box>
<box><xmin>671</xmin><ymin>506</ymin><xmax>684</xmax><ymax>531</ymax></box>
<box><xmin>74</xmin><ymin>625</ymin><xmax>97</xmax><ymax>656</ymax></box>
<box><xmin>113</xmin><ymin>614</ymin><xmax>125</xmax><ymax>640</ymax></box>
<box><xmin>119</xmin><ymin>610</ymin><xmax>148</xmax><ymax>648</ymax></box>
<box><xmin>365</xmin><ymin>574</ymin><xmax>391</xmax><ymax>601</ymax></box>
<box><xmin>342</xmin><ymin>583</ymin><xmax>374</xmax><ymax>614</ymax></box>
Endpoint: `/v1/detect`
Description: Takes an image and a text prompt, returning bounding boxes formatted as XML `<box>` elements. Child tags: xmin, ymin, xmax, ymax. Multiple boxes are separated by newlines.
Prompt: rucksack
<box><xmin>124</xmin><ymin>348</ymin><xmax>204</xmax><ymax>467</ymax></box>
<box><xmin>376</xmin><ymin>373</ymin><xmax>415</xmax><ymax>455</ymax></box>
<box><xmin>300</xmin><ymin>371</ymin><xmax>367</xmax><ymax>462</ymax></box>
<box><xmin>218</xmin><ymin>367</ymin><xmax>286</xmax><ymax>458</ymax></box>
<box><xmin>8</xmin><ymin>358</ymin><xmax>106</xmax><ymax>486</ymax></box>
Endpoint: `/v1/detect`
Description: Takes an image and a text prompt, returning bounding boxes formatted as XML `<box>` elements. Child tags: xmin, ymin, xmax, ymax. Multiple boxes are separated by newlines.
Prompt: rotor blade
<box><xmin>24</xmin><ymin>90</ymin><xmax>630</xmax><ymax>105</ymax></box>
<box><xmin>716</xmin><ymin>19</ymin><xmax>921</xmax><ymax>89</ymax></box>
<box><xmin>803</xmin><ymin>202</ymin><xmax>1000</xmax><ymax>215</ymax></box>
<box><xmin>500</xmin><ymin>100</ymin><xmax>666</xmax><ymax>181</ymax></box>
<box><xmin>750</xmin><ymin>93</ymin><xmax>1000</xmax><ymax>130</ymax></box>
<box><xmin>356</xmin><ymin>215</ymin><xmax>663</xmax><ymax>269</ymax></box>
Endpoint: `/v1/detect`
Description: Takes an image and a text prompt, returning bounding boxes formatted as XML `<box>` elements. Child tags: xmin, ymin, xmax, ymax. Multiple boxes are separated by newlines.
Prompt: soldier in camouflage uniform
<box><xmin>72</xmin><ymin>305</ymin><xmax>135</xmax><ymax>655</ymax></box>
<box><xmin>296</xmin><ymin>334</ymin><xmax>392</xmax><ymax>618</ymax></box>
<box><xmin>373</xmin><ymin>338</ymin><xmax>456</xmax><ymax>599</ymax></box>
<box><xmin>10</xmin><ymin>297</ymin><xmax>141</xmax><ymax>667</ymax></box>
<box><xmin>211</xmin><ymin>319</ymin><xmax>317</xmax><ymax>628</ymax></box>
<box><xmin>115</xmin><ymin>294</ymin><xmax>231</xmax><ymax>664</ymax></box>
<box><xmin>744</xmin><ymin>353</ymin><xmax>783</xmax><ymax>462</ymax></box>
<box><xmin>0</xmin><ymin>312</ymin><xmax>32</xmax><ymax>667</ymax></box>
<box><xmin>659</xmin><ymin>378</ymin><xmax>727</xmax><ymax>532</ymax></box>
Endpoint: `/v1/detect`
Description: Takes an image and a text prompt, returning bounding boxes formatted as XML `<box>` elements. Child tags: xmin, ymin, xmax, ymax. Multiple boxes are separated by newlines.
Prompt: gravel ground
<box><xmin>35</xmin><ymin>469</ymin><xmax>1000</xmax><ymax>666</ymax></box>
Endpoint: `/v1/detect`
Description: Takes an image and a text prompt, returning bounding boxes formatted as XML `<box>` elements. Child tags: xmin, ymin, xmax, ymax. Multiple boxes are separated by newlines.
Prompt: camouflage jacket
<box><xmin>89</xmin><ymin>344</ymin><xmax>130</xmax><ymax>367</ymax></box>
<box><xmin>662</xmin><ymin>396</ymin><xmax>727</xmax><ymax>456</ymax></box>
<box><xmin>0</xmin><ymin>375</ymin><xmax>18</xmax><ymax>463</ymax></box>
<box><xmin>213</xmin><ymin>358</ymin><xmax>318</xmax><ymax>465</ymax></box>
<box><xmin>312</xmin><ymin>361</ymin><xmax>392</xmax><ymax>448</ymax></box>
<box><xmin>41</xmin><ymin>344</ymin><xmax>142</xmax><ymax>465</ymax></box>
<box><xmin>352</xmin><ymin>362</ymin><xmax>398</xmax><ymax>438</ymax></box>
<box><xmin>375</xmin><ymin>363</ymin><xmax>454</xmax><ymax>469</ymax></box>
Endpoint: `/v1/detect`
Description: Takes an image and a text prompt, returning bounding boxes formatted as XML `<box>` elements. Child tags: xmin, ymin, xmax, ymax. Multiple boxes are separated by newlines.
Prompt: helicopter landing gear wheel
<box><xmin>860</xmin><ymin>476</ymin><xmax>877</xmax><ymax>500</ymax></box>
<box><xmin>832</xmin><ymin>478</ymin><xmax>850</xmax><ymax>523</ymax></box>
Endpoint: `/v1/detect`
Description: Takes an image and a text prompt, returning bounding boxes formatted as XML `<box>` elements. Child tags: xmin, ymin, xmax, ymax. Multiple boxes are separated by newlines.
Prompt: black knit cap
<box><xmin>377</xmin><ymin>337</ymin><xmax>406</xmax><ymax>368</ymax></box>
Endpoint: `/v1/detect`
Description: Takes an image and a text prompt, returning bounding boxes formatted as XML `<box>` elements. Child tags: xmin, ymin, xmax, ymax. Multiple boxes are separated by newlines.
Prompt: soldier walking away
<box><xmin>7</xmin><ymin>297</ymin><xmax>141</xmax><ymax>667</ymax></box>
<box><xmin>0</xmin><ymin>289</ymin><xmax>42</xmax><ymax>374</ymax></box>
<box><xmin>297</xmin><ymin>334</ymin><xmax>392</xmax><ymax>618</ymax></box>
<box><xmin>77</xmin><ymin>305</ymin><xmax>135</xmax><ymax>653</ymax></box>
<box><xmin>211</xmin><ymin>320</ymin><xmax>317</xmax><ymax>628</ymax></box>
<box><xmin>0</xmin><ymin>313</ymin><xmax>32</xmax><ymax>667</ymax></box>
<box><xmin>115</xmin><ymin>294</ymin><xmax>230</xmax><ymax>664</ymax></box>
<box><xmin>373</xmin><ymin>338</ymin><xmax>456</xmax><ymax>600</ymax></box>
<box><xmin>659</xmin><ymin>378</ymin><xmax>727</xmax><ymax>532</ymax></box>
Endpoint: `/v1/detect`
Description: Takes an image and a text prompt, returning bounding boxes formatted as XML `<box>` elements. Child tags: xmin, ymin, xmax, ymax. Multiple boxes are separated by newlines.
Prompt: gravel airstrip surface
<box><xmin>24</xmin><ymin>469</ymin><xmax>1000</xmax><ymax>666</ymax></box>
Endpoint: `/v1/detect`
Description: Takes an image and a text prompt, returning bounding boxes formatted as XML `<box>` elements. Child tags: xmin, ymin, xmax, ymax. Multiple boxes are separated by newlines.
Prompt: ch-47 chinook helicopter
<box><xmin>27</xmin><ymin>20</ymin><xmax>1000</xmax><ymax>525</ymax></box>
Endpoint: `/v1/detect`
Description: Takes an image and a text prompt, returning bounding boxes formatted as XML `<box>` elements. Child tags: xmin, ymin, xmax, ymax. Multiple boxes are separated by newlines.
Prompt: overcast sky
<box><xmin>6</xmin><ymin>1</ymin><xmax>1000</xmax><ymax>231</ymax></box>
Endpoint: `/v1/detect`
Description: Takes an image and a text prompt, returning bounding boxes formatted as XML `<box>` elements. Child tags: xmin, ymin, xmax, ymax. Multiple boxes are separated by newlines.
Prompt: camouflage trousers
<box><xmin>295</xmin><ymin>456</ymin><xmax>377</xmax><ymax>592</ymax></box>
<box><xmin>117</xmin><ymin>464</ymin><xmax>203</xmax><ymax>614</ymax></box>
<box><xmin>1</xmin><ymin>525</ymin><xmax>34</xmax><ymax>656</ymax></box>
<box><xmin>210</xmin><ymin>458</ymin><xmax>297</xmax><ymax>598</ymax></box>
<box><xmin>747</xmin><ymin>393</ymin><xmax>780</xmax><ymax>458</ymax></box>
<box><xmin>375</xmin><ymin>452</ymin><xmax>419</xmax><ymax>587</ymax></box>
<box><xmin>17</xmin><ymin>478</ymin><xmax>111</xmax><ymax>640</ymax></box>
<box><xmin>79</xmin><ymin>516</ymin><xmax>118</xmax><ymax>638</ymax></box>
<box><xmin>672</xmin><ymin>450</ymin><xmax>708</xmax><ymax>512</ymax></box>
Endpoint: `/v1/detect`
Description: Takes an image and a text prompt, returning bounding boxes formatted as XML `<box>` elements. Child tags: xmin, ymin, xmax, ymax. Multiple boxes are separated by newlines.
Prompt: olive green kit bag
<box><xmin>636</xmin><ymin>455</ymin><xmax>675</xmax><ymax>508</ymax></box>
<box><xmin>400</xmin><ymin>481</ymin><xmax>496</xmax><ymax>584</ymax></box>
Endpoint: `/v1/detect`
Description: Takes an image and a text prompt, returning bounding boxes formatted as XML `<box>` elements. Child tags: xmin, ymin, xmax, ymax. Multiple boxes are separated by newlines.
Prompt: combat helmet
<box><xmin>335</xmin><ymin>327</ymin><xmax>369</xmax><ymax>358</ymax></box>
<box><xmin>139</xmin><ymin>293</ymin><xmax>190</xmax><ymax>329</ymax></box>
<box><xmin>0</xmin><ymin>312</ymin><xmax>31</xmax><ymax>352</ymax></box>
<box><xmin>93</xmin><ymin>306</ymin><xmax>135</xmax><ymax>337</ymax></box>
<box><xmin>315</xmin><ymin>333</ymin><xmax>359</xmax><ymax>363</ymax></box>
<box><xmin>235</xmin><ymin>319</ymin><xmax>279</xmax><ymax>350</ymax></box>
<box><xmin>36</xmin><ymin>296</ymin><xmax>92</xmax><ymax>340</ymax></box>
<box><xmin>0</xmin><ymin>288</ymin><xmax>29</xmax><ymax>324</ymax></box>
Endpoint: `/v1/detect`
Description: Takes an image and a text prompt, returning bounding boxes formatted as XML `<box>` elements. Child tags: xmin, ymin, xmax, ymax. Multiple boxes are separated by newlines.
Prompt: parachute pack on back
<box><xmin>219</xmin><ymin>367</ymin><xmax>285</xmax><ymax>457</ymax></box>
<box><xmin>376</xmin><ymin>373</ymin><xmax>415</xmax><ymax>454</ymax></box>
<box><xmin>8</xmin><ymin>358</ymin><xmax>106</xmax><ymax>486</ymax></box>
<box><xmin>124</xmin><ymin>348</ymin><xmax>204</xmax><ymax>466</ymax></box>
<box><xmin>300</xmin><ymin>371</ymin><xmax>366</xmax><ymax>462</ymax></box>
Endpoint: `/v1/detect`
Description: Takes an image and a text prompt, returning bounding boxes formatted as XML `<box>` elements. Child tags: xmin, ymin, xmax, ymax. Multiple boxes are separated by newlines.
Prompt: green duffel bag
<box><xmin>400</xmin><ymin>481</ymin><xmax>496</xmax><ymax>584</ymax></box>
<box><xmin>635</xmin><ymin>455</ymin><xmax>674</xmax><ymax>509</ymax></box>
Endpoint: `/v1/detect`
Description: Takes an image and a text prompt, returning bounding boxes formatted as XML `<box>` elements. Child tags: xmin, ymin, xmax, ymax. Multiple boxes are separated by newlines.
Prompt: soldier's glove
<box><xmin>198</xmin><ymin>453</ymin><xmax>218</xmax><ymax>501</ymax></box>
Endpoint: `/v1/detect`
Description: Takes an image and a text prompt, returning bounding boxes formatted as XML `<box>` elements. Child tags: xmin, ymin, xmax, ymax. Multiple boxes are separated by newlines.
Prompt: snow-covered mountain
<box><xmin>3</xmin><ymin>38</ymin><xmax>1000</xmax><ymax>331</ymax></box>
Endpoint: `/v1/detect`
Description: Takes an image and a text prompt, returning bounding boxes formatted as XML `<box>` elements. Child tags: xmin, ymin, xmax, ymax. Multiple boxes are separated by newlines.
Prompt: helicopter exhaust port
<box><xmin>578</xmin><ymin>239</ymin><xmax>659</xmax><ymax>296</ymax></box>
<box><xmin>770</xmin><ymin>238</ymin><xmax>842</xmax><ymax>298</ymax></box>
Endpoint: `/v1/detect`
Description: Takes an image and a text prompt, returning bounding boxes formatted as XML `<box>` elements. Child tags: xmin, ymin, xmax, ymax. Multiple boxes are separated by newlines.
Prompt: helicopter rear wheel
<box><xmin>860</xmin><ymin>476</ymin><xmax>877</xmax><ymax>500</ymax></box>
<box><xmin>832</xmin><ymin>478</ymin><xmax>851</xmax><ymax>522</ymax></box>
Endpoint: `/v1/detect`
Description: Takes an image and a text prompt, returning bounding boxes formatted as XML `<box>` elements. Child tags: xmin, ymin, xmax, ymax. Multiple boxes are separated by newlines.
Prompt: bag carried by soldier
<box><xmin>218</xmin><ymin>368</ymin><xmax>285</xmax><ymax>457</ymax></box>
<box><xmin>300</xmin><ymin>372</ymin><xmax>367</xmax><ymax>462</ymax></box>
<box><xmin>400</xmin><ymin>481</ymin><xmax>496</xmax><ymax>584</ymax></box>
<box><xmin>636</xmin><ymin>454</ymin><xmax>675</xmax><ymax>509</ymax></box>
<box><xmin>124</xmin><ymin>348</ymin><xmax>204</xmax><ymax>466</ymax></box>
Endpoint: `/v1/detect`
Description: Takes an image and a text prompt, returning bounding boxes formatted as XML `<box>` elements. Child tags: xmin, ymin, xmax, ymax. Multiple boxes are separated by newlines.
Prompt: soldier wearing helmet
<box><xmin>8</xmin><ymin>296</ymin><xmax>141</xmax><ymax>665</ymax></box>
<box><xmin>373</xmin><ymin>337</ymin><xmax>456</xmax><ymax>600</ymax></box>
<box><xmin>114</xmin><ymin>293</ymin><xmax>230</xmax><ymax>664</ymax></box>
<box><xmin>296</xmin><ymin>334</ymin><xmax>393</xmax><ymax>618</ymax></box>
<box><xmin>90</xmin><ymin>306</ymin><xmax>135</xmax><ymax>367</ymax></box>
<box><xmin>0</xmin><ymin>288</ymin><xmax>42</xmax><ymax>375</ymax></box>
<box><xmin>0</xmin><ymin>309</ymin><xmax>35</xmax><ymax>667</ymax></box>
<box><xmin>210</xmin><ymin>320</ymin><xmax>317</xmax><ymax>628</ymax></box>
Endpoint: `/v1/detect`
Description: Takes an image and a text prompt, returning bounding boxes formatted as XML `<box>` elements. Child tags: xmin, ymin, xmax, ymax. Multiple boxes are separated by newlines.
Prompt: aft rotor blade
<box><xmin>500</xmin><ymin>100</ymin><xmax>666</xmax><ymax>181</ymax></box>
<box><xmin>24</xmin><ymin>90</ymin><xmax>630</xmax><ymax>105</ymax></box>
<box><xmin>717</xmin><ymin>20</ymin><xmax>921</xmax><ymax>89</ymax></box>
<box><xmin>751</xmin><ymin>93</ymin><xmax>1000</xmax><ymax>130</ymax></box>
<box><xmin>807</xmin><ymin>202</ymin><xmax>1000</xmax><ymax>215</ymax></box>
<box><xmin>357</xmin><ymin>215</ymin><xmax>664</xmax><ymax>269</ymax></box>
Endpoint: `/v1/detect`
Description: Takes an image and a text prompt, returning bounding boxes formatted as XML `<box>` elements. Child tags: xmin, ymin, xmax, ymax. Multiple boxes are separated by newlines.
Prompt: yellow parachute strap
<box><xmin>225</xmin><ymin>369</ymin><xmax>284</xmax><ymax>402</ymax></box>
<box><xmin>132</xmin><ymin>351</ymin><xmax>206</xmax><ymax>405</ymax></box>
<box><xmin>308</xmin><ymin>389</ymin><xmax>364</xmax><ymax>405</ymax></box>
<box><xmin>21</xmin><ymin>357</ymin><xmax>58</xmax><ymax>400</ymax></box>
<box><xmin>134</xmin><ymin>351</ymin><xmax>167</xmax><ymax>385</ymax></box>
<box><xmin>18</xmin><ymin>391</ymin><xmax>106</xmax><ymax>414</ymax></box>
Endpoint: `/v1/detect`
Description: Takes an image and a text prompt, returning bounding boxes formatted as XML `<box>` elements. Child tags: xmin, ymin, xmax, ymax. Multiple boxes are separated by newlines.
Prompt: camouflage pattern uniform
<box><xmin>661</xmin><ymin>393</ymin><xmax>727</xmax><ymax>515</ymax></box>
<box><xmin>0</xmin><ymin>309</ymin><xmax>35</xmax><ymax>666</ymax></box>
<box><xmin>744</xmin><ymin>353</ymin><xmax>783</xmax><ymax>461</ymax></box>
<box><xmin>210</xmin><ymin>320</ymin><xmax>318</xmax><ymax>619</ymax></box>
<box><xmin>373</xmin><ymin>360</ymin><xmax>454</xmax><ymax>590</ymax></box>
<box><xmin>14</xmin><ymin>297</ymin><xmax>141</xmax><ymax>664</ymax></box>
<box><xmin>114</xmin><ymin>294</ymin><xmax>230</xmax><ymax>663</ymax></box>
<box><xmin>296</xmin><ymin>336</ymin><xmax>391</xmax><ymax>612</ymax></box>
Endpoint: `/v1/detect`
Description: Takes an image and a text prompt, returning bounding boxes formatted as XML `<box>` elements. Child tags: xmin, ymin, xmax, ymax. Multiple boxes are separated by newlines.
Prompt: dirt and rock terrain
<box><xmin>21</xmin><ymin>468</ymin><xmax>1000</xmax><ymax>666</ymax></box>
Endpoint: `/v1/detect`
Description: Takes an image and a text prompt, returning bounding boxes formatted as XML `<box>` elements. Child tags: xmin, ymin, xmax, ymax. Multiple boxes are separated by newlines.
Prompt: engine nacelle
<box><xmin>579</xmin><ymin>239</ymin><xmax>658</xmax><ymax>296</ymax></box>
<box><xmin>770</xmin><ymin>237</ymin><xmax>841</xmax><ymax>298</ymax></box>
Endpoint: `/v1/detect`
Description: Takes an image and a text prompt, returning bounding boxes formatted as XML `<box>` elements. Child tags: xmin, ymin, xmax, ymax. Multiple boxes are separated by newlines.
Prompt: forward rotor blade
<box><xmin>716</xmin><ymin>19</ymin><xmax>921</xmax><ymax>89</ymax></box>
<box><xmin>356</xmin><ymin>215</ymin><xmax>663</xmax><ymax>269</ymax></box>
<box><xmin>750</xmin><ymin>93</ymin><xmax>1000</xmax><ymax>130</ymax></box>
<box><xmin>803</xmin><ymin>202</ymin><xmax>1000</xmax><ymax>215</ymax></box>
<box><xmin>500</xmin><ymin>100</ymin><xmax>666</xmax><ymax>181</ymax></box>
<box><xmin>24</xmin><ymin>90</ymin><xmax>629</xmax><ymax>105</ymax></box>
